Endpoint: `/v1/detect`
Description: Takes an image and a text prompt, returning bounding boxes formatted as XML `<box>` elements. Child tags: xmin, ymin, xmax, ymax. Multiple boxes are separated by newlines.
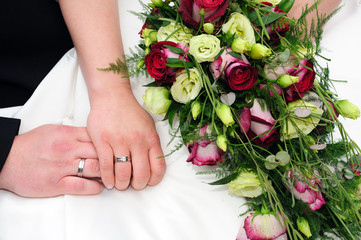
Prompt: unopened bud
<box><xmin>276</xmin><ymin>75</ymin><xmax>299</xmax><ymax>88</ymax></box>
<box><xmin>151</xmin><ymin>0</ymin><xmax>163</xmax><ymax>7</ymax></box>
<box><xmin>203</xmin><ymin>23</ymin><xmax>214</xmax><ymax>34</ymax></box>
<box><xmin>191</xmin><ymin>101</ymin><xmax>202</xmax><ymax>120</ymax></box>
<box><xmin>216</xmin><ymin>135</ymin><xmax>227</xmax><ymax>152</ymax></box>
<box><xmin>249</xmin><ymin>43</ymin><xmax>271</xmax><ymax>60</ymax></box>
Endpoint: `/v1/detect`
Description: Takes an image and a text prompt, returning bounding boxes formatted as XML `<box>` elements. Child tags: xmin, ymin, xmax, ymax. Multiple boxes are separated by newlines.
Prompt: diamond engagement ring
<box><xmin>77</xmin><ymin>158</ymin><xmax>86</xmax><ymax>177</ymax></box>
<box><xmin>115</xmin><ymin>156</ymin><xmax>130</xmax><ymax>162</ymax></box>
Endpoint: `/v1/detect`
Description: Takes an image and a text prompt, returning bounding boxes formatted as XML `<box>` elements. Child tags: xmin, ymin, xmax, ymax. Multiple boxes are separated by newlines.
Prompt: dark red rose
<box><xmin>210</xmin><ymin>50</ymin><xmax>258</xmax><ymax>91</ymax></box>
<box><xmin>285</xmin><ymin>59</ymin><xmax>315</xmax><ymax>101</ymax></box>
<box><xmin>145</xmin><ymin>41</ymin><xmax>186</xmax><ymax>85</ymax></box>
<box><xmin>178</xmin><ymin>0</ymin><xmax>230</xmax><ymax>28</ymax></box>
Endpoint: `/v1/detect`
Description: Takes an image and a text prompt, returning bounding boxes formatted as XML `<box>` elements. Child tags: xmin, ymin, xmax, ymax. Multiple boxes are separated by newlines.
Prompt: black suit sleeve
<box><xmin>0</xmin><ymin>117</ymin><xmax>20</xmax><ymax>172</ymax></box>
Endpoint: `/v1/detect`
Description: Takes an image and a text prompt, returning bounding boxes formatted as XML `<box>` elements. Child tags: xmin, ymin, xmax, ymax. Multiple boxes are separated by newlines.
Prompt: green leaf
<box><xmin>167</xmin><ymin>58</ymin><xmax>182</xmax><ymax>64</ymax></box>
<box><xmin>278</xmin><ymin>0</ymin><xmax>295</xmax><ymax>13</ymax></box>
<box><xmin>164</xmin><ymin>45</ymin><xmax>186</xmax><ymax>54</ymax></box>
<box><xmin>229</xmin><ymin>51</ymin><xmax>244</xmax><ymax>61</ymax></box>
<box><xmin>208</xmin><ymin>172</ymin><xmax>239</xmax><ymax>185</ymax></box>
<box><xmin>143</xmin><ymin>81</ymin><xmax>159</xmax><ymax>87</ymax></box>
<box><xmin>261</xmin><ymin>12</ymin><xmax>286</xmax><ymax>26</ymax></box>
<box><xmin>164</xmin><ymin>101</ymin><xmax>181</xmax><ymax>128</ymax></box>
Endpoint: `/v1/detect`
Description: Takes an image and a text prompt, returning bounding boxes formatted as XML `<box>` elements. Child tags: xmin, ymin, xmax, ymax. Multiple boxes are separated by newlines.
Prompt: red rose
<box><xmin>210</xmin><ymin>50</ymin><xmax>258</xmax><ymax>91</ymax></box>
<box><xmin>178</xmin><ymin>0</ymin><xmax>230</xmax><ymax>28</ymax></box>
<box><xmin>285</xmin><ymin>59</ymin><xmax>315</xmax><ymax>101</ymax></box>
<box><xmin>145</xmin><ymin>41</ymin><xmax>186</xmax><ymax>85</ymax></box>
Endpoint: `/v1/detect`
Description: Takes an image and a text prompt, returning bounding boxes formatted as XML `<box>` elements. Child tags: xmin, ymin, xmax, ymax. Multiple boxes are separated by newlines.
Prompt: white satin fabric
<box><xmin>0</xmin><ymin>1</ymin><xmax>360</xmax><ymax>240</ymax></box>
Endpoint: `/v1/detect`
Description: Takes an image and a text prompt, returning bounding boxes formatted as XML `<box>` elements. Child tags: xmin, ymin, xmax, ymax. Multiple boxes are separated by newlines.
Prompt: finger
<box><xmin>73</xmin><ymin>142</ymin><xmax>98</xmax><ymax>160</ymax></box>
<box><xmin>57</xmin><ymin>176</ymin><xmax>104</xmax><ymax>195</ymax></box>
<box><xmin>130</xmin><ymin>143</ymin><xmax>150</xmax><ymax>190</ymax></box>
<box><xmin>74</xmin><ymin>127</ymin><xmax>93</xmax><ymax>142</ymax></box>
<box><xmin>114</xmin><ymin>147</ymin><xmax>132</xmax><ymax>190</ymax></box>
<box><xmin>147</xmin><ymin>141</ymin><xmax>166</xmax><ymax>186</ymax></box>
<box><xmin>69</xmin><ymin>158</ymin><xmax>101</xmax><ymax>178</ymax></box>
<box><xmin>96</xmin><ymin>142</ymin><xmax>115</xmax><ymax>189</ymax></box>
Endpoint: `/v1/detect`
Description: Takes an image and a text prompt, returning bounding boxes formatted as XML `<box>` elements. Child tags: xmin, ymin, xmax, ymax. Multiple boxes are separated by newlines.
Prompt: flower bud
<box><xmin>143</xmin><ymin>87</ymin><xmax>172</xmax><ymax>115</ymax></box>
<box><xmin>141</xmin><ymin>28</ymin><xmax>153</xmax><ymax>39</ymax></box>
<box><xmin>216</xmin><ymin>103</ymin><xmax>235</xmax><ymax>127</ymax></box>
<box><xmin>149</xmin><ymin>31</ymin><xmax>158</xmax><ymax>42</ymax></box>
<box><xmin>297</xmin><ymin>217</ymin><xmax>312</xmax><ymax>238</ymax></box>
<box><xmin>335</xmin><ymin>100</ymin><xmax>360</xmax><ymax>120</ymax></box>
<box><xmin>249</xmin><ymin>43</ymin><xmax>271</xmax><ymax>60</ymax></box>
<box><xmin>231</xmin><ymin>37</ymin><xmax>251</xmax><ymax>53</ymax></box>
<box><xmin>145</xmin><ymin>37</ymin><xmax>153</xmax><ymax>47</ymax></box>
<box><xmin>276</xmin><ymin>74</ymin><xmax>299</xmax><ymax>88</ymax></box>
<box><xmin>203</xmin><ymin>23</ymin><xmax>214</xmax><ymax>34</ymax></box>
<box><xmin>151</xmin><ymin>0</ymin><xmax>163</xmax><ymax>7</ymax></box>
<box><xmin>145</xmin><ymin>47</ymin><xmax>151</xmax><ymax>55</ymax></box>
<box><xmin>191</xmin><ymin>101</ymin><xmax>202</xmax><ymax>120</ymax></box>
<box><xmin>136</xmin><ymin>59</ymin><xmax>145</xmax><ymax>69</ymax></box>
<box><xmin>216</xmin><ymin>135</ymin><xmax>227</xmax><ymax>152</ymax></box>
<box><xmin>200</xmin><ymin>8</ymin><xmax>205</xmax><ymax>17</ymax></box>
<box><xmin>148</xmin><ymin>3</ymin><xmax>156</xmax><ymax>8</ymax></box>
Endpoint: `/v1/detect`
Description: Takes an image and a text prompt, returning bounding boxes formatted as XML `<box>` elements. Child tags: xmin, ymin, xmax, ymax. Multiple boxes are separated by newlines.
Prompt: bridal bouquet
<box><xmin>106</xmin><ymin>0</ymin><xmax>361</xmax><ymax>239</ymax></box>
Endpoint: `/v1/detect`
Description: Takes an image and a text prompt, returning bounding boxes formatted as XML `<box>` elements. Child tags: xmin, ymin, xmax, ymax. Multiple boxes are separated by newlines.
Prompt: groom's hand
<box><xmin>0</xmin><ymin>124</ymin><xmax>104</xmax><ymax>197</ymax></box>
<box><xmin>86</xmin><ymin>85</ymin><xmax>166</xmax><ymax>191</ymax></box>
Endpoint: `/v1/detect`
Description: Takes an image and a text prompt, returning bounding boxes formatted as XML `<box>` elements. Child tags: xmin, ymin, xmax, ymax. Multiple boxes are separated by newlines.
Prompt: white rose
<box><xmin>171</xmin><ymin>68</ymin><xmax>203</xmax><ymax>104</ymax></box>
<box><xmin>157</xmin><ymin>22</ymin><xmax>193</xmax><ymax>43</ymax></box>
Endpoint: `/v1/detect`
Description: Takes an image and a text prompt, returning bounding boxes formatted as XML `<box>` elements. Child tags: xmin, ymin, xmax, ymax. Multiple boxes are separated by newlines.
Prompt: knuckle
<box><xmin>87</xmin><ymin>160</ymin><xmax>100</xmax><ymax>174</ymax></box>
<box><xmin>133</xmin><ymin>169</ymin><xmax>150</xmax><ymax>183</ymax></box>
<box><xmin>100</xmin><ymin>158</ymin><xmax>113</xmax><ymax>169</ymax></box>
<box><xmin>128</xmin><ymin>131</ymin><xmax>142</xmax><ymax>144</ymax></box>
<box><xmin>148</xmin><ymin>131</ymin><xmax>161</xmax><ymax>147</ymax></box>
<box><xmin>51</xmin><ymin>140</ymin><xmax>73</xmax><ymax>154</ymax></box>
<box><xmin>116</xmin><ymin>168</ymin><xmax>131</xmax><ymax>181</ymax></box>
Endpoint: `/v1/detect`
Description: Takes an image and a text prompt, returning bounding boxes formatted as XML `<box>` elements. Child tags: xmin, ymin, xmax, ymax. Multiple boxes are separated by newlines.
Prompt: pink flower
<box><xmin>178</xmin><ymin>0</ymin><xmax>230</xmax><ymax>28</ymax></box>
<box><xmin>236</xmin><ymin>211</ymin><xmax>287</xmax><ymax>240</ymax></box>
<box><xmin>186</xmin><ymin>125</ymin><xmax>224</xmax><ymax>166</ymax></box>
<box><xmin>210</xmin><ymin>50</ymin><xmax>258</xmax><ymax>91</ymax></box>
<box><xmin>285</xmin><ymin>170</ymin><xmax>326</xmax><ymax>211</ymax></box>
<box><xmin>238</xmin><ymin>98</ymin><xmax>278</xmax><ymax>148</ymax></box>
<box><xmin>259</xmin><ymin>83</ymin><xmax>282</xmax><ymax>98</ymax></box>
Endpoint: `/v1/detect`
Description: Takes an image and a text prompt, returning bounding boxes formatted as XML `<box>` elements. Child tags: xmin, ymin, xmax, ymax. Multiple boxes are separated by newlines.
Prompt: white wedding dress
<box><xmin>0</xmin><ymin>1</ymin><xmax>360</xmax><ymax>240</ymax></box>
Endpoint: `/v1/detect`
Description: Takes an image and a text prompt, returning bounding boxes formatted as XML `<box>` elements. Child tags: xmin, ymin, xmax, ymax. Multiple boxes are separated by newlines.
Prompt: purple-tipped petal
<box><xmin>239</xmin><ymin>108</ymin><xmax>251</xmax><ymax>134</ymax></box>
<box><xmin>309</xmin><ymin>144</ymin><xmax>327</xmax><ymax>150</ymax></box>
<box><xmin>250</xmin><ymin>99</ymin><xmax>276</xmax><ymax>125</ymax></box>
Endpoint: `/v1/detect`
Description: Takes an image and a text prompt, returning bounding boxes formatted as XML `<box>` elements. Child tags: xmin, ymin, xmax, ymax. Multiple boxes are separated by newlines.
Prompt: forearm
<box><xmin>288</xmin><ymin>0</ymin><xmax>342</xmax><ymax>20</ymax></box>
<box><xmin>59</xmin><ymin>0</ymin><xmax>131</xmax><ymax>105</ymax></box>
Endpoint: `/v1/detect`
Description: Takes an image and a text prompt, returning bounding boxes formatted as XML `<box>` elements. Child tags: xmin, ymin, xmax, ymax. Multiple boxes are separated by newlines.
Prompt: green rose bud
<box><xmin>171</xmin><ymin>68</ymin><xmax>203</xmax><ymax>104</ymax></box>
<box><xmin>297</xmin><ymin>217</ymin><xmax>312</xmax><ymax>238</ymax></box>
<box><xmin>216</xmin><ymin>135</ymin><xmax>227</xmax><ymax>152</ymax></box>
<box><xmin>228</xmin><ymin>171</ymin><xmax>263</xmax><ymax>198</ymax></box>
<box><xmin>148</xmin><ymin>3</ymin><xmax>156</xmax><ymax>8</ymax></box>
<box><xmin>231</xmin><ymin>37</ymin><xmax>251</xmax><ymax>53</ymax></box>
<box><xmin>191</xmin><ymin>101</ymin><xmax>202</xmax><ymax>120</ymax></box>
<box><xmin>335</xmin><ymin>100</ymin><xmax>360</xmax><ymax>120</ymax></box>
<box><xmin>157</xmin><ymin>22</ymin><xmax>193</xmax><ymax>43</ymax></box>
<box><xmin>189</xmin><ymin>34</ymin><xmax>221</xmax><ymax>63</ymax></box>
<box><xmin>276</xmin><ymin>75</ymin><xmax>299</xmax><ymax>88</ymax></box>
<box><xmin>203</xmin><ymin>23</ymin><xmax>214</xmax><ymax>34</ymax></box>
<box><xmin>222</xmin><ymin>12</ymin><xmax>255</xmax><ymax>46</ymax></box>
<box><xmin>151</xmin><ymin>0</ymin><xmax>163</xmax><ymax>7</ymax></box>
<box><xmin>143</xmin><ymin>87</ymin><xmax>172</xmax><ymax>115</ymax></box>
<box><xmin>249</xmin><ymin>43</ymin><xmax>272</xmax><ymax>60</ymax></box>
<box><xmin>216</xmin><ymin>102</ymin><xmax>235</xmax><ymax>127</ymax></box>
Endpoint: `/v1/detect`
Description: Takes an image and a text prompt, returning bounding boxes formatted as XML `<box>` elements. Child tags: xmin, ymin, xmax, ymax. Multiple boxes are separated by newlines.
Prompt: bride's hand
<box><xmin>0</xmin><ymin>124</ymin><xmax>104</xmax><ymax>197</ymax></box>
<box><xmin>86</xmin><ymin>84</ymin><xmax>166</xmax><ymax>190</ymax></box>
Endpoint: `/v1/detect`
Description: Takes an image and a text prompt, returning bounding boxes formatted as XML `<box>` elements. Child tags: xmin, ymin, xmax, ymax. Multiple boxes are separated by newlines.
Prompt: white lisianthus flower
<box><xmin>143</xmin><ymin>87</ymin><xmax>172</xmax><ymax>115</ymax></box>
<box><xmin>189</xmin><ymin>34</ymin><xmax>221</xmax><ymax>63</ymax></box>
<box><xmin>157</xmin><ymin>22</ymin><xmax>193</xmax><ymax>43</ymax></box>
<box><xmin>281</xmin><ymin>100</ymin><xmax>324</xmax><ymax>140</ymax></box>
<box><xmin>222</xmin><ymin>12</ymin><xmax>255</xmax><ymax>49</ymax></box>
<box><xmin>227</xmin><ymin>171</ymin><xmax>263</xmax><ymax>198</ymax></box>
<box><xmin>171</xmin><ymin>68</ymin><xmax>203</xmax><ymax>104</ymax></box>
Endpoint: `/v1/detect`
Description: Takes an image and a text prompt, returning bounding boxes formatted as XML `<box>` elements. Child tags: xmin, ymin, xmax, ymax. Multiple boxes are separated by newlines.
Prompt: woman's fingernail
<box><xmin>106</xmin><ymin>184</ymin><xmax>114</xmax><ymax>190</ymax></box>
